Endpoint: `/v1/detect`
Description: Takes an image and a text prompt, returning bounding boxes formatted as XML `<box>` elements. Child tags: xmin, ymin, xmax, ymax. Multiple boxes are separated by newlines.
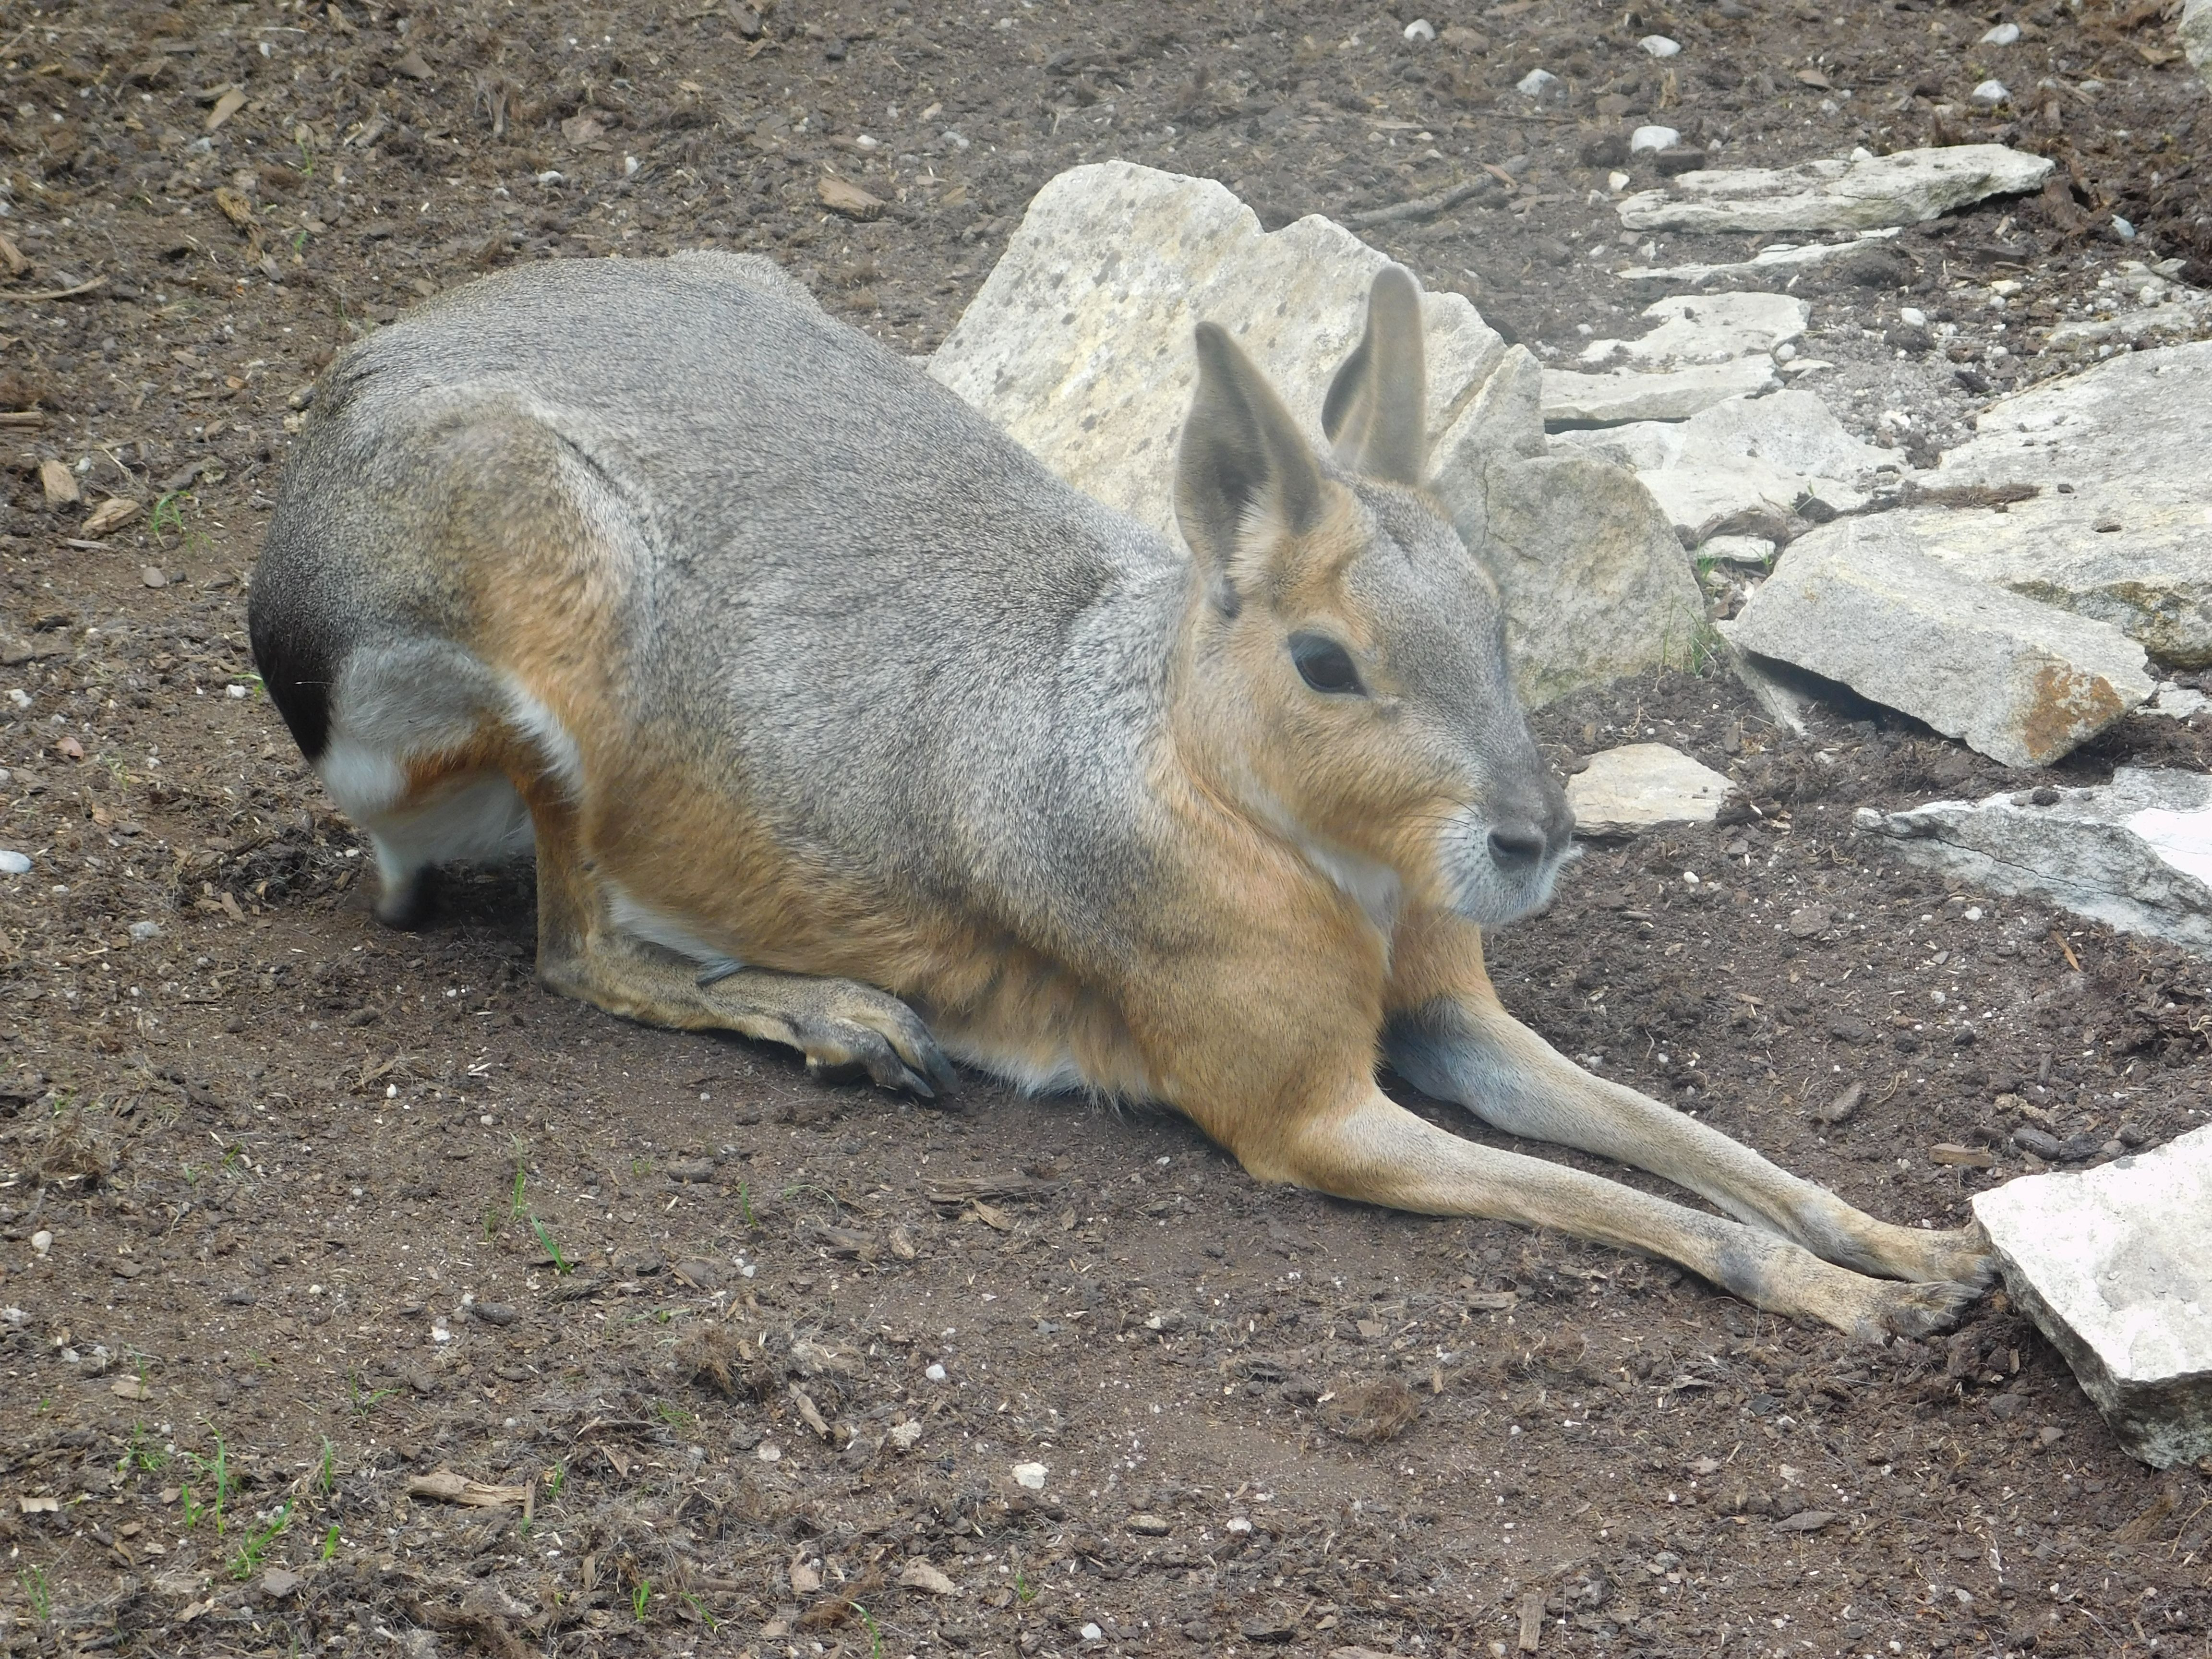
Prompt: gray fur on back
<box><xmin>258</xmin><ymin>252</ymin><xmax>1188</xmax><ymax>964</ymax></box>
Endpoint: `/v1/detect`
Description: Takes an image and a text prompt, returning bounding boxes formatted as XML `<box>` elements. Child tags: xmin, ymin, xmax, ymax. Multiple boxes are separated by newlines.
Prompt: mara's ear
<box><xmin>1175</xmin><ymin>321</ymin><xmax>1327</xmax><ymax>589</ymax></box>
<box><xmin>1319</xmin><ymin>264</ymin><xmax>1427</xmax><ymax>487</ymax></box>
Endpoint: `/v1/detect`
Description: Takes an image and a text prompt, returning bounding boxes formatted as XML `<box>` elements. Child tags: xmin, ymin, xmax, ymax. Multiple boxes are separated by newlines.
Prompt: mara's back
<box><xmin>254</xmin><ymin>253</ymin><xmax>1184</xmax><ymax>953</ymax></box>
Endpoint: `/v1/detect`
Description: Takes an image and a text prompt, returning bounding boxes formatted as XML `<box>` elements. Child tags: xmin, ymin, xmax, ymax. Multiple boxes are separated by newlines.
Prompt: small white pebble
<box><xmin>925</xmin><ymin>1361</ymin><xmax>948</xmax><ymax>1382</ymax></box>
<box><xmin>1981</xmin><ymin>22</ymin><xmax>2021</xmax><ymax>44</ymax></box>
<box><xmin>31</xmin><ymin>1230</ymin><xmax>54</xmax><ymax>1256</ymax></box>
<box><xmin>1964</xmin><ymin>906</ymin><xmax>1984</xmax><ymax>921</ymax></box>
<box><xmin>1639</xmin><ymin>34</ymin><xmax>1681</xmax><ymax>57</ymax></box>
<box><xmin>1402</xmin><ymin>18</ymin><xmax>1436</xmax><ymax>42</ymax></box>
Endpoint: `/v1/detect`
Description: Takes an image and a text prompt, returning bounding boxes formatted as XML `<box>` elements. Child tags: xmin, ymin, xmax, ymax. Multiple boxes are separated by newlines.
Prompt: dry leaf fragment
<box><xmin>110</xmin><ymin>1376</ymin><xmax>153</xmax><ymax>1401</ymax></box>
<box><xmin>818</xmin><ymin>175</ymin><xmax>885</xmax><ymax>220</ymax></box>
<box><xmin>213</xmin><ymin>187</ymin><xmax>256</xmax><ymax>229</ymax></box>
<box><xmin>899</xmin><ymin>1560</ymin><xmax>959</xmax><ymax>1596</ymax></box>
<box><xmin>206</xmin><ymin>87</ymin><xmax>247</xmax><ymax>132</ymax></box>
<box><xmin>395</xmin><ymin>48</ymin><xmax>433</xmax><ymax>79</ymax></box>
<box><xmin>789</xmin><ymin>1550</ymin><xmax>822</xmax><ymax>1596</ymax></box>
<box><xmin>39</xmin><ymin>458</ymin><xmax>80</xmax><ymax>506</ymax></box>
<box><xmin>561</xmin><ymin>113</ymin><xmax>605</xmax><ymax>145</ymax></box>
<box><xmin>0</xmin><ymin>234</ymin><xmax>25</xmax><ymax>276</ymax></box>
<box><xmin>404</xmin><ymin>1469</ymin><xmax>530</xmax><ymax>1507</ymax></box>
<box><xmin>83</xmin><ymin>497</ymin><xmax>144</xmax><ymax>537</ymax></box>
<box><xmin>1794</xmin><ymin>67</ymin><xmax>1832</xmax><ymax>88</ymax></box>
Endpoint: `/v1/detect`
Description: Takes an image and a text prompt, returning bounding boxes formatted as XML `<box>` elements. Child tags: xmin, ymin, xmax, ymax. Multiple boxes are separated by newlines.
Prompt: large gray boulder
<box><xmin>1974</xmin><ymin>1125</ymin><xmax>2212</xmax><ymax>1469</ymax></box>
<box><xmin>2185</xmin><ymin>0</ymin><xmax>2212</xmax><ymax>89</ymax></box>
<box><xmin>1429</xmin><ymin>350</ymin><xmax>1706</xmax><ymax>709</ymax></box>
<box><xmin>1617</xmin><ymin>144</ymin><xmax>2053</xmax><ymax>234</ymax></box>
<box><xmin>1899</xmin><ymin>340</ymin><xmax>2212</xmax><ymax>666</ymax></box>
<box><xmin>929</xmin><ymin>163</ymin><xmax>1703</xmax><ymax>708</ymax></box>
<box><xmin>1729</xmin><ymin>517</ymin><xmax>2151</xmax><ymax>767</ymax></box>
<box><xmin>1856</xmin><ymin>769</ymin><xmax>2212</xmax><ymax>952</ymax></box>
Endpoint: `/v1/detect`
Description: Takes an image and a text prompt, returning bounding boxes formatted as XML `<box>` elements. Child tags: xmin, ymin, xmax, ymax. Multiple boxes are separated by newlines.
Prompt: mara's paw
<box><xmin>782</xmin><ymin>986</ymin><xmax>957</xmax><ymax>1101</ymax></box>
<box><xmin>1855</xmin><ymin>1276</ymin><xmax>1986</xmax><ymax>1344</ymax></box>
<box><xmin>1880</xmin><ymin>1219</ymin><xmax>1998</xmax><ymax>1288</ymax></box>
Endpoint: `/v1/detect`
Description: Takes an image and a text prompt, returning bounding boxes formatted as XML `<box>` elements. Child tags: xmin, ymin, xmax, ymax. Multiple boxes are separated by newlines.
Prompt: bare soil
<box><xmin>3</xmin><ymin>1</ymin><xmax>2211</xmax><ymax>1657</ymax></box>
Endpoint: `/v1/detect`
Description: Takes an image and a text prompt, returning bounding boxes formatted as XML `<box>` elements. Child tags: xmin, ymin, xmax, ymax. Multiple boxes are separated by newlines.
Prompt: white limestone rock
<box><xmin>1552</xmin><ymin>390</ymin><xmax>1888</xmax><ymax>543</ymax></box>
<box><xmin>1615</xmin><ymin>227</ymin><xmax>1903</xmax><ymax>286</ymax></box>
<box><xmin>1566</xmin><ymin>744</ymin><xmax>1735</xmax><ymax>837</ymax></box>
<box><xmin>1577</xmin><ymin>293</ymin><xmax>1809</xmax><ymax>370</ymax></box>
<box><xmin>1900</xmin><ymin>340</ymin><xmax>2212</xmax><ymax>665</ymax></box>
<box><xmin>1541</xmin><ymin>357</ymin><xmax>1780</xmax><ymax>427</ymax></box>
<box><xmin>1617</xmin><ymin>144</ymin><xmax>2054</xmax><ymax>234</ymax></box>
<box><xmin>2183</xmin><ymin>0</ymin><xmax>2212</xmax><ymax>88</ymax></box>
<box><xmin>1729</xmin><ymin>517</ymin><xmax>2152</xmax><ymax>767</ymax></box>
<box><xmin>928</xmin><ymin>161</ymin><xmax>1505</xmax><ymax>539</ymax></box>
<box><xmin>1972</xmin><ymin>1124</ymin><xmax>2212</xmax><ymax>1468</ymax></box>
<box><xmin>1856</xmin><ymin>768</ymin><xmax>2212</xmax><ymax>952</ymax></box>
<box><xmin>1432</xmin><ymin>351</ymin><xmax>1707</xmax><ymax>709</ymax></box>
<box><xmin>934</xmin><ymin>163</ymin><xmax>1705</xmax><ymax>708</ymax></box>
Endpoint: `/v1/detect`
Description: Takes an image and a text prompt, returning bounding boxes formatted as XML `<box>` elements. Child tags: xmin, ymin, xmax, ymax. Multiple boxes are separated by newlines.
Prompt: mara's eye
<box><xmin>1289</xmin><ymin>631</ymin><xmax>1364</xmax><ymax>697</ymax></box>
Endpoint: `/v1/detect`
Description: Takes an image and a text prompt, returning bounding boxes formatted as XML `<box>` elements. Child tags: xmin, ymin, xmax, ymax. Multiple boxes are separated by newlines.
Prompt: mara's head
<box><xmin>1171</xmin><ymin>265</ymin><xmax>1571</xmax><ymax>929</ymax></box>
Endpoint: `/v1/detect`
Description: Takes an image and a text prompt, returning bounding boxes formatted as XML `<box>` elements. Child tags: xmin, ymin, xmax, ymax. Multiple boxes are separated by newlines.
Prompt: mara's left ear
<box><xmin>1319</xmin><ymin>264</ymin><xmax>1428</xmax><ymax>487</ymax></box>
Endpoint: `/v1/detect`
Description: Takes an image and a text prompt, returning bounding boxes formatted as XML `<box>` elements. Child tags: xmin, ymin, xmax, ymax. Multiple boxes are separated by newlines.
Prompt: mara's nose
<box><xmin>1487</xmin><ymin>820</ymin><xmax>1550</xmax><ymax>868</ymax></box>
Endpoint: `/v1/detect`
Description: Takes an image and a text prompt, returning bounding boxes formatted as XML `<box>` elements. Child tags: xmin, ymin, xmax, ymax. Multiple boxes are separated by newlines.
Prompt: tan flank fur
<box><xmin>250</xmin><ymin>252</ymin><xmax>1995</xmax><ymax>1340</ymax></box>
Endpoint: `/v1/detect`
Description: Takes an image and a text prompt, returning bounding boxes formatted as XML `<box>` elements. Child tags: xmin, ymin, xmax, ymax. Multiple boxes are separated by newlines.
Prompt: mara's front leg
<box><xmin>1381</xmin><ymin>909</ymin><xmax>1995</xmax><ymax>1295</ymax></box>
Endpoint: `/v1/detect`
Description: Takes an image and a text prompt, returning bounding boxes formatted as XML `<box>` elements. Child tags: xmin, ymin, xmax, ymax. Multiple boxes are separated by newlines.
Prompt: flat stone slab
<box><xmin>1973</xmin><ymin>1124</ymin><xmax>2212</xmax><ymax>1468</ymax></box>
<box><xmin>1541</xmin><ymin>356</ymin><xmax>1779</xmax><ymax>427</ymax></box>
<box><xmin>1615</xmin><ymin>228</ymin><xmax>1903</xmax><ymax>286</ymax></box>
<box><xmin>1730</xmin><ymin>516</ymin><xmax>2152</xmax><ymax>768</ymax></box>
<box><xmin>1576</xmin><ymin>293</ymin><xmax>1809</xmax><ymax>371</ymax></box>
<box><xmin>931</xmin><ymin>163</ymin><xmax>1705</xmax><ymax>709</ymax></box>
<box><xmin>1897</xmin><ymin>340</ymin><xmax>2212</xmax><ymax>665</ymax></box>
<box><xmin>1566</xmin><ymin>744</ymin><xmax>1734</xmax><ymax>836</ymax></box>
<box><xmin>1855</xmin><ymin>767</ymin><xmax>2212</xmax><ymax>952</ymax></box>
<box><xmin>1617</xmin><ymin>143</ymin><xmax>2053</xmax><ymax>234</ymax></box>
<box><xmin>1553</xmin><ymin>389</ymin><xmax>1887</xmax><ymax>544</ymax></box>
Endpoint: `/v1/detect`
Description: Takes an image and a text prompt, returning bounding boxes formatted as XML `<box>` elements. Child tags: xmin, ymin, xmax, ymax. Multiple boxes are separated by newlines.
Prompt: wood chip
<box><xmin>18</xmin><ymin>1496</ymin><xmax>60</xmax><ymax>1514</ymax></box>
<box><xmin>213</xmin><ymin>187</ymin><xmax>256</xmax><ymax>229</ymax></box>
<box><xmin>1517</xmin><ymin>1586</ymin><xmax>1544</xmax><ymax>1651</ymax></box>
<box><xmin>970</xmin><ymin>1200</ymin><xmax>1014</xmax><ymax>1232</ymax></box>
<box><xmin>38</xmin><ymin>459</ymin><xmax>80</xmax><ymax>505</ymax></box>
<box><xmin>405</xmin><ymin>1469</ymin><xmax>530</xmax><ymax>1507</ymax></box>
<box><xmin>926</xmin><ymin>1173</ymin><xmax>1061</xmax><ymax>1205</ymax></box>
<box><xmin>1794</xmin><ymin>67</ymin><xmax>1833</xmax><ymax>88</ymax></box>
<box><xmin>82</xmin><ymin>497</ymin><xmax>144</xmax><ymax>537</ymax></box>
<box><xmin>0</xmin><ymin>233</ymin><xmax>25</xmax><ymax>276</ymax></box>
<box><xmin>206</xmin><ymin>87</ymin><xmax>247</xmax><ymax>132</ymax></box>
<box><xmin>790</xmin><ymin>1384</ymin><xmax>832</xmax><ymax>1440</ymax></box>
<box><xmin>817</xmin><ymin>175</ymin><xmax>885</xmax><ymax>220</ymax></box>
<box><xmin>110</xmin><ymin>1376</ymin><xmax>153</xmax><ymax>1401</ymax></box>
<box><xmin>1774</xmin><ymin>1508</ymin><xmax>1836</xmax><ymax>1532</ymax></box>
<box><xmin>1929</xmin><ymin>1142</ymin><xmax>1996</xmax><ymax>1168</ymax></box>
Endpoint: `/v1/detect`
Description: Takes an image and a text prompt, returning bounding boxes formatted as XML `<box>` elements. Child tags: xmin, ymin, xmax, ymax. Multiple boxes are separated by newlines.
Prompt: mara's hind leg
<box><xmin>528</xmin><ymin>792</ymin><xmax>955</xmax><ymax>1097</ymax></box>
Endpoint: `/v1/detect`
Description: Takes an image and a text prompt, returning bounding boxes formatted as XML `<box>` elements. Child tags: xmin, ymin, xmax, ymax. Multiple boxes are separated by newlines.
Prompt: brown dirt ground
<box><xmin>4</xmin><ymin>1</ymin><xmax>2212</xmax><ymax>1656</ymax></box>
